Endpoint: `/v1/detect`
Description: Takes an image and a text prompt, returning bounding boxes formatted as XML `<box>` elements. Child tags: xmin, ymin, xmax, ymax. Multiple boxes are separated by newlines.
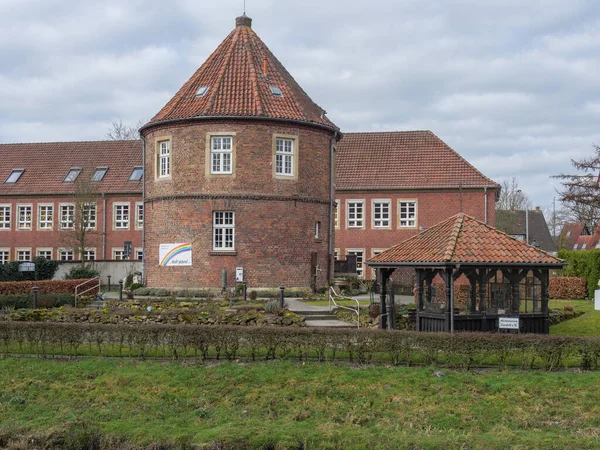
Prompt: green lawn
<box><xmin>548</xmin><ymin>299</ymin><xmax>599</xmax><ymax>336</ymax></box>
<box><xmin>1</xmin><ymin>358</ymin><xmax>600</xmax><ymax>449</ymax></box>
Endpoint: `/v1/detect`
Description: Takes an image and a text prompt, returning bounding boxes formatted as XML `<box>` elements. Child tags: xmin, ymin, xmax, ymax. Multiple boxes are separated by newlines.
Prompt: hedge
<box><xmin>0</xmin><ymin>279</ymin><xmax>98</xmax><ymax>296</ymax></box>
<box><xmin>558</xmin><ymin>249</ymin><xmax>600</xmax><ymax>299</ymax></box>
<box><xmin>0</xmin><ymin>293</ymin><xmax>76</xmax><ymax>310</ymax></box>
<box><xmin>549</xmin><ymin>277</ymin><xmax>587</xmax><ymax>299</ymax></box>
<box><xmin>1</xmin><ymin>322</ymin><xmax>599</xmax><ymax>371</ymax></box>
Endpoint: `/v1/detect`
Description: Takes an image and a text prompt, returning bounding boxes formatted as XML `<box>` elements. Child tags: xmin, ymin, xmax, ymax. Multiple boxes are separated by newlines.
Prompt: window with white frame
<box><xmin>136</xmin><ymin>249</ymin><xmax>143</xmax><ymax>261</ymax></box>
<box><xmin>38</xmin><ymin>204</ymin><xmax>53</xmax><ymax>229</ymax></box>
<box><xmin>334</xmin><ymin>201</ymin><xmax>339</xmax><ymax>229</ymax></box>
<box><xmin>0</xmin><ymin>205</ymin><xmax>10</xmax><ymax>229</ymax></box>
<box><xmin>158</xmin><ymin>140</ymin><xmax>170</xmax><ymax>177</ymax></box>
<box><xmin>213</xmin><ymin>211</ymin><xmax>235</xmax><ymax>250</ymax></box>
<box><xmin>17</xmin><ymin>249</ymin><xmax>31</xmax><ymax>261</ymax></box>
<box><xmin>315</xmin><ymin>221</ymin><xmax>321</xmax><ymax>239</ymax></box>
<box><xmin>399</xmin><ymin>200</ymin><xmax>417</xmax><ymax>228</ymax></box>
<box><xmin>37</xmin><ymin>249</ymin><xmax>52</xmax><ymax>259</ymax></box>
<box><xmin>347</xmin><ymin>200</ymin><xmax>364</xmax><ymax>228</ymax></box>
<box><xmin>334</xmin><ymin>249</ymin><xmax>339</xmax><ymax>261</ymax></box>
<box><xmin>347</xmin><ymin>250</ymin><xmax>364</xmax><ymax>278</ymax></box>
<box><xmin>83</xmin><ymin>249</ymin><xmax>96</xmax><ymax>261</ymax></box>
<box><xmin>114</xmin><ymin>203</ymin><xmax>130</xmax><ymax>229</ymax></box>
<box><xmin>0</xmin><ymin>250</ymin><xmax>8</xmax><ymax>264</ymax></box>
<box><xmin>59</xmin><ymin>249</ymin><xmax>74</xmax><ymax>261</ymax></box>
<box><xmin>275</xmin><ymin>138</ymin><xmax>294</xmax><ymax>176</ymax></box>
<box><xmin>135</xmin><ymin>202</ymin><xmax>144</xmax><ymax>229</ymax></box>
<box><xmin>372</xmin><ymin>200</ymin><xmax>391</xmax><ymax>228</ymax></box>
<box><xmin>60</xmin><ymin>204</ymin><xmax>74</xmax><ymax>229</ymax></box>
<box><xmin>83</xmin><ymin>203</ymin><xmax>97</xmax><ymax>229</ymax></box>
<box><xmin>17</xmin><ymin>205</ymin><xmax>32</xmax><ymax>230</ymax></box>
<box><xmin>211</xmin><ymin>136</ymin><xmax>233</xmax><ymax>174</ymax></box>
<box><xmin>113</xmin><ymin>249</ymin><xmax>125</xmax><ymax>260</ymax></box>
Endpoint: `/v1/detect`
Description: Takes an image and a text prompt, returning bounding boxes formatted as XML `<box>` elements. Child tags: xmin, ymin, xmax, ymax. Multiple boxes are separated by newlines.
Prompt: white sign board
<box><xmin>236</xmin><ymin>267</ymin><xmax>244</xmax><ymax>282</ymax></box>
<box><xmin>499</xmin><ymin>317</ymin><xmax>520</xmax><ymax>330</ymax></box>
<box><xmin>159</xmin><ymin>243</ymin><xmax>192</xmax><ymax>267</ymax></box>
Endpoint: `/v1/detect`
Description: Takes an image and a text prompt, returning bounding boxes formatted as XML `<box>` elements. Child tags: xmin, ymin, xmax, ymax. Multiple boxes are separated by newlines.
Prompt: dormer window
<box><xmin>5</xmin><ymin>169</ymin><xmax>24</xmax><ymax>183</ymax></box>
<box><xmin>91</xmin><ymin>167</ymin><xmax>108</xmax><ymax>182</ymax></box>
<box><xmin>269</xmin><ymin>86</ymin><xmax>283</xmax><ymax>97</ymax></box>
<box><xmin>129</xmin><ymin>166</ymin><xmax>144</xmax><ymax>181</ymax></box>
<box><xmin>195</xmin><ymin>86</ymin><xmax>209</xmax><ymax>97</ymax></box>
<box><xmin>63</xmin><ymin>168</ymin><xmax>81</xmax><ymax>183</ymax></box>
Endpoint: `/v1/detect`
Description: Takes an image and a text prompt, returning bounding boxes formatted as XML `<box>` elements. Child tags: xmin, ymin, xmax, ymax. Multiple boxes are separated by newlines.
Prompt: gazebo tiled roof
<box><xmin>367</xmin><ymin>213</ymin><xmax>564</xmax><ymax>267</ymax></box>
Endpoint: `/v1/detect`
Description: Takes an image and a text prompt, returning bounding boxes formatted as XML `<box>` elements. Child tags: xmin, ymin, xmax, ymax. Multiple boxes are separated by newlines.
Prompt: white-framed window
<box><xmin>16</xmin><ymin>249</ymin><xmax>31</xmax><ymax>262</ymax></box>
<box><xmin>59</xmin><ymin>249</ymin><xmax>74</xmax><ymax>261</ymax></box>
<box><xmin>347</xmin><ymin>249</ymin><xmax>364</xmax><ymax>278</ymax></box>
<box><xmin>574</xmin><ymin>243</ymin><xmax>579</xmax><ymax>249</ymax></box>
<box><xmin>83</xmin><ymin>249</ymin><xmax>96</xmax><ymax>261</ymax></box>
<box><xmin>135</xmin><ymin>202</ymin><xmax>144</xmax><ymax>230</ymax></box>
<box><xmin>38</xmin><ymin>204</ymin><xmax>53</xmax><ymax>229</ymax></box>
<box><xmin>113</xmin><ymin>248</ymin><xmax>125</xmax><ymax>260</ymax></box>
<box><xmin>372</xmin><ymin>199</ymin><xmax>391</xmax><ymax>228</ymax></box>
<box><xmin>37</xmin><ymin>249</ymin><xmax>52</xmax><ymax>259</ymax></box>
<box><xmin>0</xmin><ymin>204</ymin><xmax>10</xmax><ymax>230</ymax></box>
<box><xmin>158</xmin><ymin>140</ymin><xmax>171</xmax><ymax>178</ymax></box>
<box><xmin>0</xmin><ymin>249</ymin><xmax>9</xmax><ymax>264</ymax></box>
<box><xmin>60</xmin><ymin>204</ymin><xmax>75</xmax><ymax>229</ymax></box>
<box><xmin>135</xmin><ymin>249</ymin><xmax>143</xmax><ymax>261</ymax></box>
<box><xmin>275</xmin><ymin>138</ymin><xmax>294</xmax><ymax>176</ymax></box>
<box><xmin>83</xmin><ymin>203</ymin><xmax>97</xmax><ymax>229</ymax></box>
<box><xmin>347</xmin><ymin>200</ymin><xmax>364</xmax><ymax>228</ymax></box>
<box><xmin>315</xmin><ymin>221</ymin><xmax>321</xmax><ymax>239</ymax></box>
<box><xmin>213</xmin><ymin>211</ymin><xmax>235</xmax><ymax>250</ymax></box>
<box><xmin>17</xmin><ymin>205</ymin><xmax>32</xmax><ymax>230</ymax></box>
<box><xmin>334</xmin><ymin>248</ymin><xmax>339</xmax><ymax>261</ymax></box>
<box><xmin>211</xmin><ymin>136</ymin><xmax>233</xmax><ymax>174</ymax></box>
<box><xmin>399</xmin><ymin>200</ymin><xmax>417</xmax><ymax>228</ymax></box>
<box><xmin>114</xmin><ymin>203</ymin><xmax>130</xmax><ymax>229</ymax></box>
<box><xmin>334</xmin><ymin>200</ymin><xmax>339</xmax><ymax>229</ymax></box>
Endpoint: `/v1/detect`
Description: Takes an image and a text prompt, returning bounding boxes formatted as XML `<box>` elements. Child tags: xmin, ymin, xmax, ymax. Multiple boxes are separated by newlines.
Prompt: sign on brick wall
<box><xmin>159</xmin><ymin>243</ymin><xmax>192</xmax><ymax>267</ymax></box>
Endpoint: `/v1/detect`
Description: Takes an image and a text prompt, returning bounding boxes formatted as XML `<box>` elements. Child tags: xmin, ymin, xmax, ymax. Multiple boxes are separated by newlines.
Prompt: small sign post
<box><xmin>19</xmin><ymin>262</ymin><xmax>37</xmax><ymax>308</ymax></box>
<box><xmin>235</xmin><ymin>267</ymin><xmax>244</xmax><ymax>283</ymax></box>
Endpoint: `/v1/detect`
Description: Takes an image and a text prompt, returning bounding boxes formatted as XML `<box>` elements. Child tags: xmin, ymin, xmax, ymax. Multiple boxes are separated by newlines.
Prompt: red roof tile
<box><xmin>335</xmin><ymin>131</ymin><xmax>498</xmax><ymax>190</ymax></box>
<box><xmin>146</xmin><ymin>15</ymin><xmax>337</xmax><ymax>131</ymax></box>
<box><xmin>367</xmin><ymin>214</ymin><xmax>563</xmax><ymax>266</ymax></box>
<box><xmin>0</xmin><ymin>141</ymin><xmax>142</xmax><ymax>196</ymax></box>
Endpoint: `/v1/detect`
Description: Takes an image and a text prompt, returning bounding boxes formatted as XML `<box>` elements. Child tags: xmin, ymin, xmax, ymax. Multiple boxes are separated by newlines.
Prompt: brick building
<box><xmin>334</xmin><ymin>131</ymin><xmax>499</xmax><ymax>280</ymax></box>
<box><xmin>0</xmin><ymin>141</ymin><xmax>143</xmax><ymax>264</ymax></box>
<box><xmin>139</xmin><ymin>15</ymin><xmax>340</xmax><ymax>290</ymax></box>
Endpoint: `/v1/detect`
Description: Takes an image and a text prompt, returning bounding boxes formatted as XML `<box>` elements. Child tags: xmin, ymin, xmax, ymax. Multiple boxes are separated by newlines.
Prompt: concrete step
<box><xmin>304</xmin><ymin>319</ymin><xmax>357</xmax><ymax>328</ymax></box>
<box><xmin>298</xmin><ymin>314</ymin><xmax>338</xmax><ymax>321</ymax></box>
<box><xmin>292</xmin><ymin>309</ymin><xmax>334</xmax><ymax>316</ymax></box>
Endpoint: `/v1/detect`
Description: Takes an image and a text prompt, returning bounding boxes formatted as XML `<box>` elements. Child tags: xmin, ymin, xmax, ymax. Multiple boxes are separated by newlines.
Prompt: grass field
<box><xmin>1</xmin><ymin>358</ymin><xmax>600</xmax><ymax>449</ymax></box>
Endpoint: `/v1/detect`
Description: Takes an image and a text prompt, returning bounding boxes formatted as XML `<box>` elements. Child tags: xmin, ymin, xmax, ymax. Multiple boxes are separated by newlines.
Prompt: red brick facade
<box><xmin>142</xmin><ymin>120</ymin><xmax>336</xmax><ymax>289</ymax></box>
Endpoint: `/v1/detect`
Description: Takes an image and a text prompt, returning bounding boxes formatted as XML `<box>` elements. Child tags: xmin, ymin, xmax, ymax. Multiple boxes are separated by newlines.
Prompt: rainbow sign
<box><xmin>159</xmin><ymin>243</ymin><xmax>192</xmax><ymax>267</ymax></box>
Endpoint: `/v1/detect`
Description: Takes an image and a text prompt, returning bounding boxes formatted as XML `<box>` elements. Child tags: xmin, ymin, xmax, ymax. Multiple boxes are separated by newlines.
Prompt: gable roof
<box><xmin>0</xmin><ymin>140</ymin><xmax>143</xmax><ymax>196</ymax></box>
<box><xmin>145</xmin><ymin>15</ymin><xmax>337</xmax><ymax>132</ymax></box>
<box><xmin>559</xmin><ymin>222</ymin><xmax>591</xmax><ymax>250</ymax></box>
<box><xmin>367</xmin><ymin>213</ymin><xmax>563</xmax><ymax>267</ymax></box>
<box><xmin>495</xmin><ymin>209</ymin><xmax>556</xmax><ymax>253</ymax></box>
<box><xmin>335</xmin><ymin>131</ymin><xmax>498</xmax><ymax>190</ymax></box>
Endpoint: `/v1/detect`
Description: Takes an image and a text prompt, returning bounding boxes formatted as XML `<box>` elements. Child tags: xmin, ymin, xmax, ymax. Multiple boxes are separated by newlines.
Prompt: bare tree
<box><xmin>496</xmin><ymin>177</ymin><xmax>533</xmax><ymax>211</ymax></box>
<box><xmin>106</xmin><ymin>118</ymin><xmax>144</xmax><ymax>140</ymax></box>
<box><xmin>554</xmin><ymin>145</ymin><xmax>600</xmax><ymax>230</ymax></box>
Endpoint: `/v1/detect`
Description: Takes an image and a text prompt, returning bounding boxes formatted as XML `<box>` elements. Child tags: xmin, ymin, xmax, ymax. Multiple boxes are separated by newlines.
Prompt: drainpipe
<box><xmin>484</xmin><ymin>186</ymin><xmax>488</xmax><ymax>224</ymax></box>
<box><xmin>102</xmin><ymin>193</ymin><xmax>107</xmax><ymax>260</ymax></box>
<box><xmin>328</xmin><ymin>135</ymin><xmax>336</xmax><ymax>283</ymax></box>
<box><xmin>141</xmin><ymin>137</ymin><xmax>146</xmax><ymax>284</ymax></box>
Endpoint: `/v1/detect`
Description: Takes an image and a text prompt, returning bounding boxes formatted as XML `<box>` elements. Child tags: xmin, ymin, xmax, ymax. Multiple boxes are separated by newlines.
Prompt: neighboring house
<box><xmin>558</xmin><ymin>223</ymin><xmax>596</xmax><ymax>250</ymax></box>
<box><xmin>496</xmin><ymin>207</ymin><xmax>556</xmax><ymax>253</ymax></box>
<box><xmin>334</xmin><ymin>131</ymin><xmax>499</xmax><ymax>280</ymax></box>
<box><xmin>0</xmin><ymin>141</ymin><xmax>143</xmax><ymax>264</ymax></box>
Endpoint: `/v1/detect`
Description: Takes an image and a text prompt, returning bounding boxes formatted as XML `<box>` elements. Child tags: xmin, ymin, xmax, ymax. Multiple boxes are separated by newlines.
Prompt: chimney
<box><xmin>263</xmin><ymin>57</ymin><xmax>268</xmax><ymax>77</ymax></box>
<box><xmin>236</xmin><ymin>15</ymin><xmax>252</xmax><ymax>28</ymax></box>
<box><xmin>535</xmin><ymin>206</ymin><xmax>540</xmax><ymax>211</ymax></box>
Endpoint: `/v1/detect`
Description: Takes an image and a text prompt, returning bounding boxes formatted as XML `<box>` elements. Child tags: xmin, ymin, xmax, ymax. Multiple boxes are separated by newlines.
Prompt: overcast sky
<box><xmin>1</xmin><ymin>0</ymin><xmax>599</xmax><ymax>209</ymax></box>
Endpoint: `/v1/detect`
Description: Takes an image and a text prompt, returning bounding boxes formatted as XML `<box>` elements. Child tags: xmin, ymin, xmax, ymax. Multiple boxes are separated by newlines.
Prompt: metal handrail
<box><xmin>74</xmin><ymin>277</ymin><xmax>101</xmax><ymax>307</ymax></box>
<box><xmin>329</xmin><ymin>286</ymin><xmax>360</xmax><ymax>328</ymax></box>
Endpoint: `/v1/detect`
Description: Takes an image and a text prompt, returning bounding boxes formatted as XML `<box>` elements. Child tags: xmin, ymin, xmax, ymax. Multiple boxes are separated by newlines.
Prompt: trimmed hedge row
<box><xmin>1</xmin><ymin>322</ymin><xmax>599</xmax><ymax>370</ymax></box>
<box><xmin>0</xmin><ymin>294</ymin><xmax>76</xmax><ymax>310</ymax></box>
<box><xmin>549</xmin><ymin>277</ymin><xmax>587</xmax><ymax>299</ymax></box>
<box><xmin>0</xmin><ymin>279</ymin><xmax>98</xmax><ymax>296</ymax></box>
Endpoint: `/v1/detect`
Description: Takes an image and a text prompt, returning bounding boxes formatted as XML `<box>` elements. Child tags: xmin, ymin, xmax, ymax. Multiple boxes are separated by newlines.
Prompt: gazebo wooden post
<box><xmin>444</xmin><ymin>267</ymin><xmax>454</xmax><ymax>332</ymax></box>
<box><xmin>415</xmin><ymin>270</ymin><xmax>424</xmax><ymax>332</ymax></box>
<box><xmin>478</xmin><ymin>269</ymin><xmax>487</xmax><ymax>312</ymax></box>
<box><xmin>379</xmin><ymin>268</ymin><xmax>391</xmax><ymax>329</ymax></box>
<box><xmin>387</xmin><ymin>278</ymin><xmax>396</xmax><ymax>330</ymax></box>
<box><xmin>541</xmin><ymin>269</ymin><xmax>550</xmax><ymax>333</ymax></box>
<box><xmin>468</xmin><ymin>271</ymin><xmax>477</xmax><ymax>313</ymax></box>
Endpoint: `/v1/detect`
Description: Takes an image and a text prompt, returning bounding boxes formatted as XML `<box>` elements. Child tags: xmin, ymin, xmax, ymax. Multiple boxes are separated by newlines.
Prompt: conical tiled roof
<box><xmin>367</xmin><ymin>214</ymin><xmax>564</xmax><ymax>266</ymax></box>
<box><xmin>146</xmin><ymin>15</ymin><xmax>337</xmax><ymax>131</ymax></box>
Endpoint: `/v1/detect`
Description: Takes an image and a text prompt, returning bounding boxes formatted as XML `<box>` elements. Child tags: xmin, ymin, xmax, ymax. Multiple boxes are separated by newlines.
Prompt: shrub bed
<box><xmin>0</xmin><ymin>322</ymin><xmax>598</xmax><ymax>370</ymax></box>
<box><xmin>0</xmin><ymin>293</ymin><xmax>78</xmax><ymax>310</ymax></box>
<box><xmin>133</xmin><ymin>286</ymin><xmax>309</xmax><ymax>299</ymax></box>
<box><xmin>0</xmin><ymin>279</ymin><xmax>97</xmax><ymax>296</ymax></box>
<box><xmin>549</xmin><ymin>276</ymin><xmax>587</xmax><ymax>299</ymax></box>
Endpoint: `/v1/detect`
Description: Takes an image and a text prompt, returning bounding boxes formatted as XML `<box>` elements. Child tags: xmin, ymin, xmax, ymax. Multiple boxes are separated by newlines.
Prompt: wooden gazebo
<box><xmin>366</xmin><ymin>214</ymin><xmax>565</xmax><ymax>334</ymax></box>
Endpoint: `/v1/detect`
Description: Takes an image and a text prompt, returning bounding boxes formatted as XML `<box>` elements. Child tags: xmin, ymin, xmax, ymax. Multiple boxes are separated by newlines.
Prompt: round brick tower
<box><xmin>141</xmin><ymin>15</ymin><xmax>340</xmax><ymax>290</ymax></box>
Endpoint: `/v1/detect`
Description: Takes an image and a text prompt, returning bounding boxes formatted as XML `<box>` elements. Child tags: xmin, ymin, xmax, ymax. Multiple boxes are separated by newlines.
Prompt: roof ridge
<box><xmin>0</xmin><ymin>140</ymin><xmax>142</xmax><ymax>145</ymax></box>
<box><xmin>243</xmin><ymin>28</ymin><xmax>264</xmax><ymax>117</ymax></box>
<box><xmin>207</xmin><ymin>28</ymin><xmax>242</xmax><ymax>115</ymax></box>
<box><xmin>442</xmin><ymin>214</ymin><xmax>465</xmax><ymax>261</ymax></box>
